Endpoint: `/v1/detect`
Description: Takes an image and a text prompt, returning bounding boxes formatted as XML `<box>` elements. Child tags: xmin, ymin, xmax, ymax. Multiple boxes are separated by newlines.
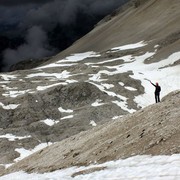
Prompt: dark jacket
<box><xmin>151</xmin><ymin>82</ymin><xmax>161</xmax><ymax>94</ymax></box>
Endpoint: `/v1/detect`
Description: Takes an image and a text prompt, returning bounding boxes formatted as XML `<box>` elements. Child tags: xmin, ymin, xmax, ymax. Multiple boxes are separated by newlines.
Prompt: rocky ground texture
<box><xmin>1</xmin><ymin>90</ymin><xmax>180</xmax><ymax>175</ymax></box>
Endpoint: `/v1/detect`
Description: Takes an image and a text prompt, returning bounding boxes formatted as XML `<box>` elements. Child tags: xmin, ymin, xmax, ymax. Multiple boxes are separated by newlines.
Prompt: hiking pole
<box><xmin>144</xmin><ymin>78</ymin><xmax>151</xmax><ymax>82</ymax></box>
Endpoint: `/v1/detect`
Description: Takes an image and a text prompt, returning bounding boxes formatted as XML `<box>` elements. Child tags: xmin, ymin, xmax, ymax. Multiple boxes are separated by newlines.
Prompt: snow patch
<box><xmin>90</xmin><ymin>120</ymin><xmax>97</xmax><ymax>127</ymax></box>
<box><xmin>26</xmin><ymin>70</ymin><xmax>71</xmax><ymax>79</ymax></box>
<box><xmin>36</xmin><ymin>82</ymin><xmax>66</xmax><ymax>91</ymax></box>
<box><xmin>119</xmin><ymin>82</ymin><xmax>125</xmax><ymax>86</ymax></box>
<box><xmin>0</xmin><ymin>74</ymin><xmax>18</xmax><ymax>81</ymax></box>
<box><xmin>14</xmin><ymin>143</ymin><xmax>52</xmax><ymax>162</ymax></box>
<box><xmin>58</xmin><ymin>107</ymin><xmax>73</xmax><ymax>113</ymax></box>
<box><xmin>112</xmin><ymin>115</ymin><xmax>123</xmax><ymax>120</ymax></box>
<box><xmin>1</xmin><ymin>154</ymin><xmax>180</xmax><ymax>180</ymax></box>
<box><xmin>0</xmin><ymin>102</ymin><xmax>20</xmax><ymax>110</ymax></box>
<box><xmin>91</xmin><ymin>99</ymin><xmax>104</xmax><ymax>107</ymax></box>
<box><xmin>124</xmin><ymin>86</ymin><xmax>137</xmax><ymax>91</ymax></box>
<box><xmin>61</xmin><ymin>115</ymin><xmax>74</xmax><ymax>120</ymax></box>
<box><xmin>2</xmin><ymin>89</ymin><xmax>32</xmax><ymax>98</ymax></box>
<box><xmin>0</xmin><ymin>134</ymin><xmax>31</xmax><ymax>141</ymax></box>
<box><xmin>40</xmin><ymin>119</ymin><xmax>59</xmax><ymax>126</ymax></box>
<box><xmin>111</xmin><ymin>41</ymin><xmax>147</xmax><ymax>51</ymax></box>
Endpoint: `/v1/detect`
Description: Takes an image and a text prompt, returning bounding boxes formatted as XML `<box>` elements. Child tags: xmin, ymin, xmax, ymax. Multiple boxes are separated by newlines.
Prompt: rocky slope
<box><xmin>2</xmin><ymin>90</ymin><xmax>180</xmax><ymax>175</ymax></box>
<box><xmin>0</xmin><ymin>0</ymin><xmax>179</xmax><ymax>175</ymax></box>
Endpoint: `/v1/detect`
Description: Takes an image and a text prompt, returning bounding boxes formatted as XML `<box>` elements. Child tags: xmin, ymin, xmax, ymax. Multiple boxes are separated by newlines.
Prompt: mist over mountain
<box><xmin>0</xmin><ymin>0</ymin><xmax>129</xmax><ymax>72</ymax></box>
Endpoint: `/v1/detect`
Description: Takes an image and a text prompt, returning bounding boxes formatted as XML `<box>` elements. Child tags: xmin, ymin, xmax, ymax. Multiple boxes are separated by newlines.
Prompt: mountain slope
<box><xmin>2</xmin><ymin>90</ymin><xmax>180</xmax><ymax>175</ymax></box>
<box><xmin>0</xmin><ymin>0</ymin><xmax>179</xmax><ymax>175</ymax></box>
<box><xmin>51</xmin><ymin>0</ymin><xmax>180</xmax><ymax>61</ymax></box>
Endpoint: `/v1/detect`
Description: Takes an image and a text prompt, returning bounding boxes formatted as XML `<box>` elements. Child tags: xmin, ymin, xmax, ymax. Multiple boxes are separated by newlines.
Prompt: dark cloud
<box><xmin>0</xmin><ymin>0</ymin><xmax>51</xmax><ymax>6</ymax></box>
<box><xmin>2</xmin><ymin>26</ymin><xmax>55</xmax><ymax>71</ymax></box>
<box><xmin>0</xmin><ymin>0</ymin><xmax>129</xmax><ymax>71</ymax></box>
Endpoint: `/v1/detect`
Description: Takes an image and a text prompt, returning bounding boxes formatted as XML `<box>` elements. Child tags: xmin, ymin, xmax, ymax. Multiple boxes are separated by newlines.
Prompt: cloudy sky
<box><xmin>0</xmin><ymin>0</ymin><xmax>129</xmax><ymax>71</ymax></box>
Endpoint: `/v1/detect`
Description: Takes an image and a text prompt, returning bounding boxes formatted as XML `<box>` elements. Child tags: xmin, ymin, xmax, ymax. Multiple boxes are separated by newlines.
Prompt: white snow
<box><xmin>1</xmin><ymin>154</ymin><xmax>180</xmax><ymax>180</ymax></box>
<box><xmin>14</xmin><ymin>143</ymin><xmax>52</xmax><ymax>162</ymax></box>
<box><xmin>58</xmin><ymin>51</ymin><xmax>100</xmax><ymax>63</ymax></box>
<box><xmin>2</xmin><ymin>89</ymin><xmax>33</xmax><ymax>98</ymax></box>
<box><xmin>101</xmin><ymin>83</ymin><xmax>114</xmax><ymax>89</ymax></box>
<box><xmin>58</xmin><ymin>107</ymin><xmax>73</xmax><ymax>113</ymax></box>
<box><xmin>91</xmin><ymin>99</ymin><xmax>104</xmax><ymax>107</ymax></box>
<box><xmin>35</xmin><ymin>63</ymin><xmax>77</xmax><ymax>69</ymax></box>
<box><xmin>36</xmin><ymin>51</ymin><xmax>100</xmax><ymax>69</ymax></box>
<box><xmin>40</xmin><ymin>119</ymin><xmax>59</xmax><ymax>126</ymax></box>
<box><xmin>124</xmin><ymin>86</ymin><xmax>137</xmax><ymax>91</ymax></box>
<box><xmin>0</xmin><ymin>134</ymin><xmax>31</xmax><ymax>141</ymax></box>
<box><xmin>0</xmin><ymin>102</ymin><xmax>20</xmax><ymax>110</ymax></box>
<box><xmin>111</xmin><ymin>41</ymin><xmax>147</xmax><ymax>51</ymax></box>
<box><xmin>0</xmin><ymin>81</ymin><xmax>10</xmax><ymax>84</ymax></box>
<box><xmin>119</xmin><ymin>82</ymin><xmax>125</xmax><ymax>86</ymax></box>
<box><xmin>1</xmin><ymin>85</ymin><xmax>18</xmax><ymax>90</ymax></box>
<box><xmin>0</xmin><ymin>74</ymin><xmax>18</xmax><ymax>81</ymax></box>
<box><xmin>112</xmin><ymin>100</ymin><xmax>136</xmax><ymax>113</ymax></box>
<box><xmin>112</xmin><ymin>115</ymin><xmax>123</xmax><ymax>120</ymax></box>
<box><xmin>65</xmin><ymin>79</ymin><xmax>78</xmax><ymax>83</ymax></box>
<box><xmin>61</xmin><ymin>115</ymin><xmax>74</xmax><ymax>120</ymax></box>
<box><xmin>89</xmin><ymin>82</ymin><xmax>136</xmax><ymax>113</ymax></box>
<box><xmin>88</xmin><ymin>47</ymin><xmax>180</xmax><ymax>107</ymax></box>
<box><xmin>90</xmin><ymin>120</ymin><xmax>97</xmax><ymax>127</ymax></box>
<box><xmin>26</xmin><ymin>70</ymin><xmax>71</xmax><ymax>79</ymax></box>
<box><xmin>36</xmin><ymin>82</ymin><xmax>67</xmax><ymax>91</ymax></box>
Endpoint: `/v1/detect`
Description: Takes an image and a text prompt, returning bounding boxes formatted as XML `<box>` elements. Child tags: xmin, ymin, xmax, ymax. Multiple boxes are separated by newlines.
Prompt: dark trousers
<box><xmin>155</xmin><ymin>93</ymin><xmax>160</xmax><ymax>103</ymax></box>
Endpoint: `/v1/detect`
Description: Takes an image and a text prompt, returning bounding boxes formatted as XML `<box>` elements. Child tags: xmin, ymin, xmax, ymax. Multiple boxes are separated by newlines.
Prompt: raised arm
<box><xmin>150</xmin><ymin>81</ymin><xmax>156</xmax><ymax>87</ymax></box>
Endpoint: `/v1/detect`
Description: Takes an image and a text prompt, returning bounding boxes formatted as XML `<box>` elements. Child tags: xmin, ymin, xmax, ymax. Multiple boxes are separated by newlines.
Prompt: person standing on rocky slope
<box><xmin>150</xmin><ymin>81</ymin><xmax>161</xmax><ymax>103</ymax></box>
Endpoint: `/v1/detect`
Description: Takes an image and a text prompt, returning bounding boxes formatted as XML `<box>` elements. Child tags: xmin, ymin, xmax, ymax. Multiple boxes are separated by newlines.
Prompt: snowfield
<box><xmin>1</xmin><ymin>154</ymin><xmax>180</xmax><ymax>180</ymax></box>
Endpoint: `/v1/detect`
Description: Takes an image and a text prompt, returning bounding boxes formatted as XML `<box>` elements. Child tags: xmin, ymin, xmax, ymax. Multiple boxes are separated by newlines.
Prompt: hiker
<box><xmin>150</xmin><ymin>81</ymin><xmax>161</xmax><ymax>103</ymax></box>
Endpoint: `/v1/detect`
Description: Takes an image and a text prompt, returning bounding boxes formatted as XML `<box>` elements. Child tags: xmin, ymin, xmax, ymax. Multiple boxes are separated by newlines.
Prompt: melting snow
<box><xmin>14</xmin><ymin>143</ymin><xmax>52</xmax><ymax>163</ymax></box>
<box><xmin>36</xmin><ymin>82</ymin><xmax>66</xmax><ymax>91</ymax></box>
<box><xmin>119</xmin><ymin>82</ymin><xmax>125</xmax><ymax>86</ymax></box>
<box><xmin>58</xmin><ymin>107</ymin><xmax>73</xmax><ymax>113</ymax></box>
<box><xmin>90</xmin><ymin>120</ymin><xmax>97</xmax><ymax>127</ymax></box>
<box><xmin>0</xmin><ymin>102</ymin><xmax>20</xmax><ymax>110</ymax></box>
<box><xmin>58</xmin><ymin>51</ymin><xmax>100</xmax><ymax>63</ymax></box>
<box><xmin>0</xmin><ymin>74</ymin><xmax>18</xmax><ymax>81</ymax></box>
<box><xmin>111</xmin><ymin>41</ymin><xmax>147</xmax><ymax>51</ymax></box>
<box><xmin>89</xmin><ymin>82</ymin><xmax>135</xmax><ymax>113</ymax></box>
<box><xmin>91</xmin><ymin>99</ymin><xmax>104</xmax><ymax>107</ymax></box>
<box><xmin>40</xmin><ymin>119</ymin><xmax>59</xmax><ymax>126</ymax></box>
<box><xmin>101</xmin><ymin>83</ymin><xmax>114</xmax><ymax>89</ymax></box>
<box><xmin>1</xmin><ymin>154</ymin><xmax>180</xmax><ymax>180</ymax></box>
<box><xmin>2</xmin><ymin>89</ymin><xmax>32</xmax><ymax>98</ymax></box>
<box><xmin>35</xmin><ymin>63</ymin><xmax>77</xmax><ymax>69</ymax></box>
<box><xmin>26</xmin><ymin>70</ymin><xmax>71</xmax><ymax>79</ymax></box>
<box><xmin>36</xmin><ymin>51</ymin><xmax>100</xmax><ymax>69</ymax></box>
<box><xmin>0</xmin><ymin>134</ymin><xmax>31</xmax><ymax>141</ymax></box>
<box><xmin>124</xmin><ymin>86</ymin><xmax>137</xmax><ymax>91</ymax></box>
<box><xmin>112</xmin><ymin>115</ymin><xmax>123</xmax><ymax>120</ymax></box>
<box><xmin>61</xmin><ymin>115</ymin><xmax>74</xmax><ymax>120</ymax></box>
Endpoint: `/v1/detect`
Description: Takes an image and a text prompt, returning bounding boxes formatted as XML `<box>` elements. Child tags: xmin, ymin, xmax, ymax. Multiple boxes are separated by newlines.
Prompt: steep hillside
<box><xmin>2</xmin><ymin>90</ymin><xmax>180</xmax><ymax>175</ymax></box>
<box><xmin>51</xmin><ymin>0</ymin><xmax>180</xmax><ymax>61</ymax></box>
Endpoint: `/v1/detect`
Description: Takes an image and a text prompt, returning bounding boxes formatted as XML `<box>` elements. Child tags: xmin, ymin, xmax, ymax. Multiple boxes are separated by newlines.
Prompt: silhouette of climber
<box><xmin>150</xmin><ymin>81</ymin><xmax>161</xmax><ymax>103</ymax></box>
